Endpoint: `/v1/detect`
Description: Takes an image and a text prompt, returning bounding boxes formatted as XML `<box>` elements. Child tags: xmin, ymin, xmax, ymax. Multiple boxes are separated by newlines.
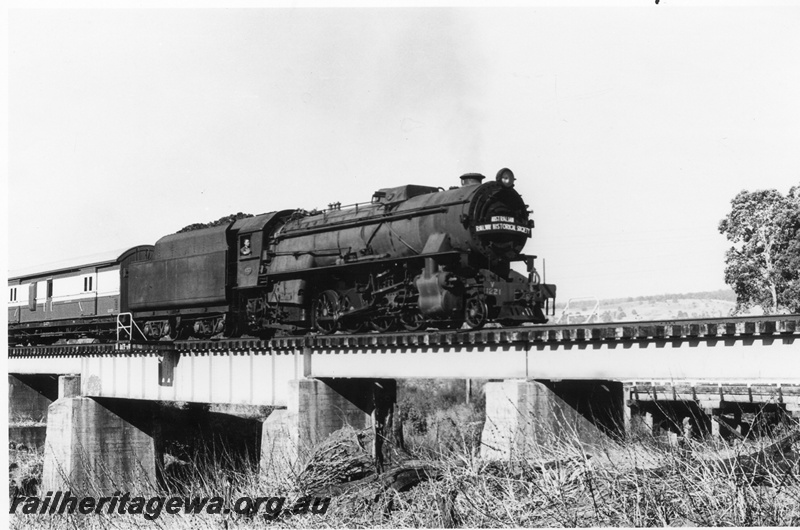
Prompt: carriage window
<box><xmin>9</xmin><ymin>287</ymin><xmax>16</xmax><ymax>302</ymax></box>
<box><xmin>83</xmin><ymin>276</ymin><xmax>94</xmax><ymax>292</ymax></box>
<box><xmin>47</xmin><ymin>279</ymin><xmax>53</xmax><ymax>299</ymax></box>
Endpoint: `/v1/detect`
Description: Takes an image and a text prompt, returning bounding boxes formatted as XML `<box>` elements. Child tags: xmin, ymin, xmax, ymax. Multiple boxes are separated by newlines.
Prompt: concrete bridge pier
<box><xmin>42</xmin><ymin>375</ymin><xmax>158</xmax><ymax>495</ymax></box>
<box><xmin>260</xmin><ymin>378</ymin><xmax>384</xmax><ymax>485</ymax></box>
<box><xmin>480</xmin><ymin>379</ymin><xmax>624</xmax><ymax>461</ymax></box>
<box><xmin>42</xmin><ymin>392</ymin><xmax>270</xmax><ymax>495</ymax></box>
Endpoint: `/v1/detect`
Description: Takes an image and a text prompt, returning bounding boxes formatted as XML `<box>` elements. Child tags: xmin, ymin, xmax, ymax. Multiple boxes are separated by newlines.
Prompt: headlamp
<box><xmin>496</xmin><ymin>168</ymin><xmax>516</xmax><ymax>188</ymax></box>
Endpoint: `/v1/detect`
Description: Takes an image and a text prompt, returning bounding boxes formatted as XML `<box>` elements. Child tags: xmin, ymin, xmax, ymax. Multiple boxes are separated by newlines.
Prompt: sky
<box><xmin>6</xmin><ymin>2</ymin><xmax>800</xmax><ymax>303</ymax></box>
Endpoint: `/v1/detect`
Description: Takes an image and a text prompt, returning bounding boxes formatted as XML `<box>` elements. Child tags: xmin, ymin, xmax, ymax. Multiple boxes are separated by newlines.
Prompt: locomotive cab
<box><xmin>230</xmin><ymin>211</ymin><xmax>309</xmax><ymax>335</ymax></box>
<box><xmin>230</xmin><ymin>212</ymin><xmax>293</xmax><ymax>289</ymax></box>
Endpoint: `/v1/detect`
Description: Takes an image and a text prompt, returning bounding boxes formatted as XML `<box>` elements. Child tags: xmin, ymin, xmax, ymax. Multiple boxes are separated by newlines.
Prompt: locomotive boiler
<box><xmin>8</xmin><ymin>168</ymin><xmax>556</xmax><ymax>343</ymax></box>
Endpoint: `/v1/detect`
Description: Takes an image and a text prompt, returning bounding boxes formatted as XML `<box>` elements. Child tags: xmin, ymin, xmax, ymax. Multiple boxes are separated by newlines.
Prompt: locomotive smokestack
<box><xmin>460</xmin><ymin>173</ymin><xmax>485</xmax><ymax>187</ymax></box>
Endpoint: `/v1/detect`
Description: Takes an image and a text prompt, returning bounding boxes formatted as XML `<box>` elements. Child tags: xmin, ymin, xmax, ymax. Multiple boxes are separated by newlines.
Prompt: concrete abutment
<box><xmin>9</xmin><ymin>374</ymin><xmax>56</xmax><ymax>450</ymax></box>
<box><xmin>8</xmin><ymin>374</ymin><xmax>56</xmax><ymax>423</ymax></box>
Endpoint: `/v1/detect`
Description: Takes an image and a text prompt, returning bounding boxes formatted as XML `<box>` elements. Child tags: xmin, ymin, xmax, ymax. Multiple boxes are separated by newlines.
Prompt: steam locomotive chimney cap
<box><xmin>460</xmin><ymin>173</ymin><xmax>485</xmax><ymax>186</ymax></box>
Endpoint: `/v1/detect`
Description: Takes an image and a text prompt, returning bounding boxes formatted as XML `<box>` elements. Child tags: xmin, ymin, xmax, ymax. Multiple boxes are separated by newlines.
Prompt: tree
<box><xmin>718</xmin><ymin>185</ymin><xmax>800</xmax><ymax>314</ymax></box>
<box><xmin>774</xmin><ymin>186</ymin><xmax>800</xmax><ymax>310</ymax></box>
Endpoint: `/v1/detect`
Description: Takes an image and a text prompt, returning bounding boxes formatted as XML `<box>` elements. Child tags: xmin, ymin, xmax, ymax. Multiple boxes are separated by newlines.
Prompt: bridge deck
<box><xmin>8</xmin><ymin>316</ymin><xmax>800</xmax><ymax>406</ymax></box>
<box><xmin>10</xmin><ymin>315</ymin><xmax>800</xmax><ymax>354</ymax></box>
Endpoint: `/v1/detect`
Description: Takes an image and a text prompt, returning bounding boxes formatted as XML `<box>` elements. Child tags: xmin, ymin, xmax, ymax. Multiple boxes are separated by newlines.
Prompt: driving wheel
<box><xmin>465</xmin><ymin>296</ymin><xmax>489</xmax><ymax>330</ymax></box>
<box><xmin>313</xmin><ymin>290</ymin><xmax>340</xmax><ymax>334</ymax></box>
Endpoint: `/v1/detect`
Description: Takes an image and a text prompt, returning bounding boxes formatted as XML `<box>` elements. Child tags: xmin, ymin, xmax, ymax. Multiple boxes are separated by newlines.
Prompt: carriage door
<box><xmin>28</xmin><ymin>282</ymin><xmax>37</xmax><ymax>311</ymax></box>
<box><xmin>46</xmin><ymin>279</ymin><xmax>53</xmax><ymax>313</ymax></box>
<box><xmin>82</xmin><ymin>274</ymin><xmax>97</xmax><ymax>316</ymax></box>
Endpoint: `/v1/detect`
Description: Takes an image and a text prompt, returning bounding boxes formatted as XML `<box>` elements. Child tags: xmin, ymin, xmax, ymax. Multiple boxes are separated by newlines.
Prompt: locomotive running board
<box><xmin>262</xmin><ymin>250</ymin><xmax>461</xmax><ymax>281</ymax></box>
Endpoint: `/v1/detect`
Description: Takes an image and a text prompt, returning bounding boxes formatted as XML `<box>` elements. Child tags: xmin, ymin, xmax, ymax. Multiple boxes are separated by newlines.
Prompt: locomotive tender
<box><xmin>8</xmin><ymin>169</ymin><xmax>556</xmax><ymax>344</ymax></box>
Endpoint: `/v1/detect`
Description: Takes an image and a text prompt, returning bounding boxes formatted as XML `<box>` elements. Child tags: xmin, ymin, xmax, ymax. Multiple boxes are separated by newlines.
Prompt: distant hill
<box><xmin>552</xmin><ymin>289</ymin><xmax>767</xmax><ymax>324</ymax></box>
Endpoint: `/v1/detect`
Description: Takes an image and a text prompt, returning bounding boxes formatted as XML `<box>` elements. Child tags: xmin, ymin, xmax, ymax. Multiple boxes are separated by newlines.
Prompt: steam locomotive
<box><xmin>8</xmin><ymin>169</ymin><xmax>556</xmax><ymax>344</ymax></box>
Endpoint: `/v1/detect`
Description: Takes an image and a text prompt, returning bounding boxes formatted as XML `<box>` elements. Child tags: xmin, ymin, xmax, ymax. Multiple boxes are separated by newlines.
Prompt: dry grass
<box><xmin>354</xmin><ymin>427</ymin><xmax>800</xmax><ymax>527</ymax></box>
<box><xmin>9</xmin><ymin>411</ymin><xmax>800</xmax><ymax>528</ymax></box>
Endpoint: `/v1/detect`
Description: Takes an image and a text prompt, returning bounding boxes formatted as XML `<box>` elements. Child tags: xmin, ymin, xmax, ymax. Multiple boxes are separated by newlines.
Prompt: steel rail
<box><xmin>8</xmin><ymin>315</ymin><xmax>800</xmax><ymax>357</ymax></box>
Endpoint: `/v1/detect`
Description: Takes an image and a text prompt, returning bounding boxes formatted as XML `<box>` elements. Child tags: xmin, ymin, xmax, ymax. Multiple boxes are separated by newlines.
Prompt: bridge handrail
<box><xmin>557</xmin><ymin>297</ymin><xmax>600</xmax><ymax>324</ymax></box>
<box><xmin>116</xmin><ymin>312</ymin><xmax>146</xmax><ymax>343</ymax></box>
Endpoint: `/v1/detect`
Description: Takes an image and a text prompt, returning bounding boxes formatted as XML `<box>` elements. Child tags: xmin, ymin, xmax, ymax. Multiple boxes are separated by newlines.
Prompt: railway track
<box><xmin>9</xmin><ymin>314</ymin><xmax>800</xmax><ymax>357</ymax></box>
